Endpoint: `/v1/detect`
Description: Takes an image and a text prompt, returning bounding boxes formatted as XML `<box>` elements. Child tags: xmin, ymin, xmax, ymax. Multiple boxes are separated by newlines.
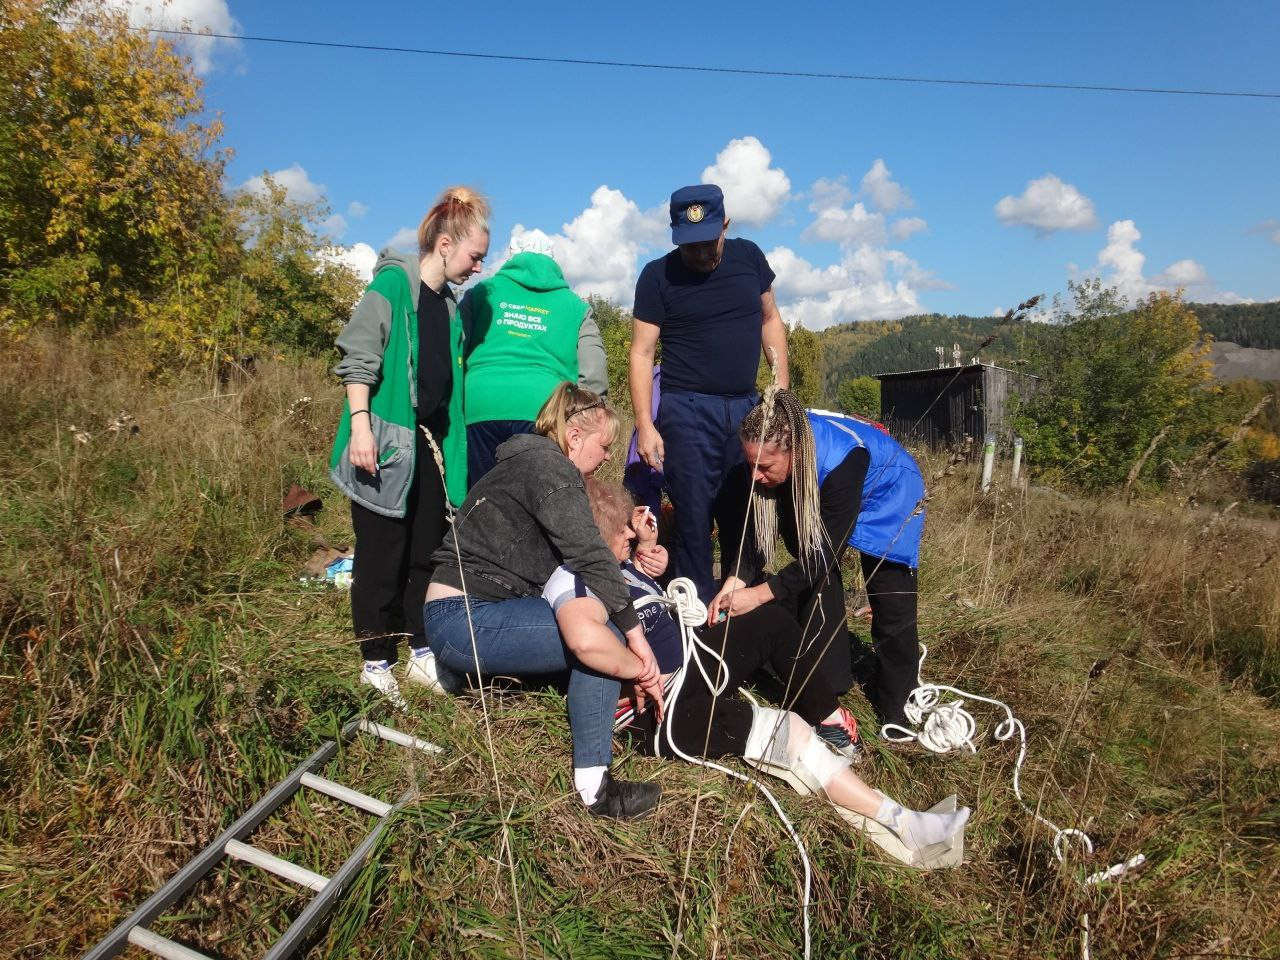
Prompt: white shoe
<box><xmin>360</xmin><ymin>660</ymin><xmax>406</xmax><ymax>709</ymax></box>
<box><xmin>403</xmin><ymin>648</ymin><xmax>447</xmax><ymax>694</ymax></box>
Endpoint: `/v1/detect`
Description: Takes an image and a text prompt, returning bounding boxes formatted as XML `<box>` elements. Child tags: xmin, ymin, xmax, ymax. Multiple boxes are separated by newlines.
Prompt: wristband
<box><xmin>349</xmin><ymin>409</ymin><xmax>370</xmax><ymax>419</ymax></box>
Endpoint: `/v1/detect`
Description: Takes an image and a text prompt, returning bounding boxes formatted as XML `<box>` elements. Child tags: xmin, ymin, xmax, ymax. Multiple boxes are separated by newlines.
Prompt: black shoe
<box><xmin>587</xmin><ymin>770</ymin><xmax>661</xmax><ymax>820</ymax></box>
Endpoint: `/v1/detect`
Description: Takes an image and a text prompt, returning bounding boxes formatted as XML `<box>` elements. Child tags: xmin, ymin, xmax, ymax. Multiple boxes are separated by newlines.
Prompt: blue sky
<box><xmin>115</xmin><ymin>0</ymin><xmax>1279</xmax><ymax>325</ymax></box>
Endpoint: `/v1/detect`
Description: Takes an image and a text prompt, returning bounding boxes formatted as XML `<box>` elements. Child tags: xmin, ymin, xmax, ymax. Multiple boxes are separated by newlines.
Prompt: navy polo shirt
<box><xmin>632</xmin><ymin>237</ymin><xmax>776</xmax><ymax>396</ymax></box>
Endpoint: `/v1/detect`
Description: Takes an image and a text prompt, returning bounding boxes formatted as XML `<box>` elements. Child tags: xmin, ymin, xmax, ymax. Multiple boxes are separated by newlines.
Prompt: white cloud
<box><xmin>701</xmin><ymin>136</ymin><xmax>791</xmax><ymax>226</ymax></box>
<box><xmin>781</xmin><ymin>162</ymin><xmax>941</xmax><ymax>327</ymax></box>
<box><xmin>768</xmin><ymin>244</ymin><xmax>935</xmax><ymax>329</ymax></box>
<box><xmin>1089</xmin><ymin>219</ymin><xmax>1249</xmax><ymax>304</ymax></box>
<box><xmin>383</xmin><ymin>227</ymin><xmax>417</xmax><ymax>251</ymax></box>
<box><xmin>996</xmin><ymin>174</ymin><xmax>1098</xmax><ymax>234</ymax></box>
<box><xmin>238</xmin><ymin>163</ymin><xmax>326</xmax><ymax>205</ymax></box>
<box><xmin>1151</xmin><ymin>258</ymin><xmax>1209</xmax><ymax>288</ymax></box>
<box><xmin>1246</xmin><ymin>218</ymin><xmax>1280</xmax><ymax>244</ymax></box>
<box><xmin>891</xmin><ymin>217</ymin><xmax>928</xmax><ymax>241</ymax></box>
<box><xmin>810</xmin><ymin>177</ymin><xmax>854</xmax><ymax>212</ymax></box>
<box><xmin>321</xmin><ymin>213</ymin><xmax>347</xmax><ymax>238</ymax></box>
<box><xmin>859</xmin><ymin>159</ymin><xmax>912</xmax><ymax>213</ymax></box>
<box><xmin>347</xmin><ymin>201</ymin><xmax>369</xmax><ymax>219</ymax></box>
<box><xmin>803</xmin><ymin>201</ymin><xmax>885</xmax><ymax>246</ymax></box>
<box><xmin>99</xmin><ymin>0</ymin><xmax>241</xmax><ymax>74</ymax></box>
<box><xmin>507</xmin><ymin>186</ymin><xmax>667</xmax><ymax>305</ymax></box>
<box><xmin>1096</xmin><ymin>219</ymin><xmax>1147</xmax><ymax>300</ymax></box>
<box><xmin>320</xmin><ymin>243</ymin><xmax>376</xmax><ymax>284</ymax></box>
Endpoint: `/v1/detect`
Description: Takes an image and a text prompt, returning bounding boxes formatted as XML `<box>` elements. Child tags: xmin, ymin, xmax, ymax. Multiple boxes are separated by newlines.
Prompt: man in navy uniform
<box><xmin>629</xmin><ymin>184</ymin><xmax>789</xmax><ymax>603</ymax></box>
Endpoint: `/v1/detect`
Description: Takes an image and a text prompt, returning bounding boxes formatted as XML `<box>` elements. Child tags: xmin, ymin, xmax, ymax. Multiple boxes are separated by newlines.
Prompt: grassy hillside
<box><xmin>2</xmin><ymin>334</ymin><xmax>1278</xmax><ymax>958</ymax></box>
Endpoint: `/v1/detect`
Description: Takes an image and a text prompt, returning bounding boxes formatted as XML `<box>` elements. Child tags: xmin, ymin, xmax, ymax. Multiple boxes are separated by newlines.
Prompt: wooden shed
<box><xmin>873</xmin><ymin>363</ymin><xmax>1042</xmax><ymax>451</ymax></box>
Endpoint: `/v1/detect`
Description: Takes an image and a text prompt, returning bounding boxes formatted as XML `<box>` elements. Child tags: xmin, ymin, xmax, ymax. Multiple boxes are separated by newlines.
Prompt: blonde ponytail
<box><xmin>417</xmin><ymin>185</ymin><xmax>490</xmax><ymax>255</ymax></box>
<box><xmin>535</xmin><ymin>382</ymin><xmax>618</xmax><ymax>456</ymax></box>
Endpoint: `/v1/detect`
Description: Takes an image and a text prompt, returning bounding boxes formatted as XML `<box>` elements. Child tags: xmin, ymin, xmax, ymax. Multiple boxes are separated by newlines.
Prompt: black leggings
<box><xmin>350</xmin><ymin>429</ymin><xmax>448</xmax><ymax>662</ymax></box>
<box><xmin>634</xmin><ymin>603</ymin><xmax>840</xmax><ymax>760</ymax></box>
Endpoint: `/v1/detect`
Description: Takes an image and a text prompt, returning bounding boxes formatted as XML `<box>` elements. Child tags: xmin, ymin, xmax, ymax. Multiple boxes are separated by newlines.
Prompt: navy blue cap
<box><xmin>669</xmin><ymin>184</ymin><xmax>725</xmax><ymax>245</ymax></box>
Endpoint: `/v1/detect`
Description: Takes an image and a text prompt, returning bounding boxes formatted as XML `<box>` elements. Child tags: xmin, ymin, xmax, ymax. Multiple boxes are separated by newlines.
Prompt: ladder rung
<box><xmin>224</xmin><ymin>839</ymin><xmax>329</xmax><ymax>892</ymax></box>
<box><xmin>127</xmin><ymin>926</ymin><xmax>214</xmax><ymax>960</ymax></box>
<box><xmin>358</xmin><ymin>719</ymin><xmax>443</xmax><ymax>754</ymax></box>
<box><xmin>300</xmin><ymin>773</ymin><xmax>392</xmax><ymax>817</ymax></box>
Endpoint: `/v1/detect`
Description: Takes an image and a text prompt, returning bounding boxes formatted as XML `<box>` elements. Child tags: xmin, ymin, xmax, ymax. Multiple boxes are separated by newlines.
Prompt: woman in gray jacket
<box><xmin>425</xmin><ymin>383</ymin><xmax>666</xmax><ymax>819</ymax></box>
<box><xmin>330</xmin><ymin>186</ymin><xmax>489</xmax><ymax>707</ymax></box>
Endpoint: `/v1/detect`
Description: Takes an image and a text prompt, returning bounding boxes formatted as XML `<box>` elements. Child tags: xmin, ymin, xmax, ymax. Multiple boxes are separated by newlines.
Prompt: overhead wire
<box><xmin>79</xmin><ymin>22</ymin><xmax>1280</xmax><ymax>102</ymax></box>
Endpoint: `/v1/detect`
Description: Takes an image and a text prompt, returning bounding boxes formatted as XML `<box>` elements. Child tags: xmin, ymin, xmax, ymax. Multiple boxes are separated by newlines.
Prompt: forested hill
<box><xmin>1191</xmin><ymin>301</ymin><xmax>1280</xmax><ymax>349</ymax></box>
<box><xmin>819</xmin><ymin>300</ymin><xmax>1280</xmax><ymax>391</ymax></box>
<box><xmin>817</xmin><ymin>313</ymin><xmax>1055</xmax><ymax>391</ymax></box>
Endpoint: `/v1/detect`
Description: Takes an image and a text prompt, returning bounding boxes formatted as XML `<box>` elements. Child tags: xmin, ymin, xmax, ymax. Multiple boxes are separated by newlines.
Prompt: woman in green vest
<box><xmin>329</xmin><ymin>186</ymin><xmax>490</xmax><ymax>707</ymax></box>
<box><xmin>459</xmin><ymin>232</ymin><xmax>607</xmax><ymax>486</ymax></box>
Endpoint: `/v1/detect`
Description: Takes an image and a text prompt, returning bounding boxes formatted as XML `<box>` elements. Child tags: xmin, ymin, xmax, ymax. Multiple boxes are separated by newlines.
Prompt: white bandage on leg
<box><xmin>742</xmin><ymin>706</ymin><xmax>849</xmax><ymax>797</ymax></box>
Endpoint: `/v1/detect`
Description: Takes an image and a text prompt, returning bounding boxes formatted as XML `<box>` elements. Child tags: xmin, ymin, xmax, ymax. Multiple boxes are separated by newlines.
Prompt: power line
<box><xmin>114</xmin><ymin>24</ymin><xmax>1280</xmax><ymax>101</ymax></box>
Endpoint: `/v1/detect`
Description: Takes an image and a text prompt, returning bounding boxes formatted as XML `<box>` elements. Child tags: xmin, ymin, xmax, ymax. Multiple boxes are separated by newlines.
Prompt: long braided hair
<box><xmin>738</xmin><ymin>387</ymin><xmax>827</xmax><ymax>574</ymax></box>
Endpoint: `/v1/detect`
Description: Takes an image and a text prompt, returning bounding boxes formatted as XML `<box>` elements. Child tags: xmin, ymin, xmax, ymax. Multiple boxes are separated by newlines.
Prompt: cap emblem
<box><xmin>686</xmin><ymin>203</ymin><xmax>705</xmax><ymax>223</ymax></box>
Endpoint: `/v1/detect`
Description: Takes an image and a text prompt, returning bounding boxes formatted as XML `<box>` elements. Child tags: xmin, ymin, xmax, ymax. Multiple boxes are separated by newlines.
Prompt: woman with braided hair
<box><xmin>710</xmin><ymin>388</ymin><xmax>927</xmax><ymax>729</ymax></box>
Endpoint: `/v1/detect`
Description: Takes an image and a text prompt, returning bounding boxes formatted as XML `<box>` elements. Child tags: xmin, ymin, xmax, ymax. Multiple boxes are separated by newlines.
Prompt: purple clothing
<box><xmin>624</xmin><ymin>365</ymin><xmax>665</xmax><ymax>513</ymax></box>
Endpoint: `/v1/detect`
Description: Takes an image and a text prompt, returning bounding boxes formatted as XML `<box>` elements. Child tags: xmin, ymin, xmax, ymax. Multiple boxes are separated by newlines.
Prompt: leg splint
<box><xmin>741</xmin><ymin>706</ymin><xmax>964</xmax><ymax>870</ymax></box>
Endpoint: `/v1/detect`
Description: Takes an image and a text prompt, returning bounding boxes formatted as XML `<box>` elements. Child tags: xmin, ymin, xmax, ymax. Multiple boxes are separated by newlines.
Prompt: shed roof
<box><xmin>872</xmin><ymin>362</ymin><xmax>1042</xmax><ymax>381</ymax></box>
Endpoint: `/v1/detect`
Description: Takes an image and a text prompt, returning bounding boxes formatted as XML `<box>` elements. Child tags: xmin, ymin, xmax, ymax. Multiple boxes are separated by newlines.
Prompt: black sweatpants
<box><xmin>634</xmin><ymin>603</ymin><xmax>840</xmax><ymax>760</ymax></box>
<box><xmin>860</xmin><ymin>553</ymin><xmax>919</xmax><ymax>726</ymax></box>
<box><xmin>350</xmin><ymin>429</ymin><xmax>448</xmax><ymax>662</ymax></box>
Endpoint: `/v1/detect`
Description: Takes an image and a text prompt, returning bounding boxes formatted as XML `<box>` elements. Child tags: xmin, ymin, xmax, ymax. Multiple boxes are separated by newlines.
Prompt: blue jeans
<box><xmin>658</xmin><ymin>389</ymin><xmax>757</xmax><ymax>603</ymax></box>
<box><xmin>423</xmin><ymin>595</ymin><xmax>620</xmax><ymax>768</ymax></box>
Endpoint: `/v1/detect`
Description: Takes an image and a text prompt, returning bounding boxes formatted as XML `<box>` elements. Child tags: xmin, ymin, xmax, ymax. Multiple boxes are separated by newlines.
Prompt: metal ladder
<box><xmin>83</xmin><ymin>716</ymin><xmax>441</xmax><ymax>960</ymax></box>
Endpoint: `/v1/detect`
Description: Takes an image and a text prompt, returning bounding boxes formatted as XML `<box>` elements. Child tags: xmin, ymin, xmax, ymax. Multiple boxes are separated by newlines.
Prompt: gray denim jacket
<box><xmin>430</xmin><ymin>434</ymin><xmax>640</xmax><ymax>633</ymax></box>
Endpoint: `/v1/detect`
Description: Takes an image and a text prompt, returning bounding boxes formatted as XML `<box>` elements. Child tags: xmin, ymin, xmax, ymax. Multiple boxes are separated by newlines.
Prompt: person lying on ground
<box><xmin>543</xmin><ymin>478</ymin><xmax>969</xmax><ymax>855</ymax></box>
<box><xmin>423</xmin><ymin>383</ymin><xmax>665</xmax><ymax>821</ymax></box>
<box><xmin>547</xmin><ymin>478</ymin><xmax>863</xmax><ymax>759</ymax></box>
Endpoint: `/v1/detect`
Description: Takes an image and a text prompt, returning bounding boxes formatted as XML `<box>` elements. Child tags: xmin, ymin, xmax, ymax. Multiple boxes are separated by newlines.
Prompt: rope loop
<box><xmin>886</xmin><ymin>644</ymin><xmax>1143</xmax><ymax>880</ymax></box>
<box><xmin>664</xmin><ymin>577</ymin><xmax>709</xmax><ymax>625</ymax></box>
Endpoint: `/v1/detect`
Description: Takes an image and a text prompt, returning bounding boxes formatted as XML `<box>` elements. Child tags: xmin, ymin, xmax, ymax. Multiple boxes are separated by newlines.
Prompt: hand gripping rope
<box><xmin>880</xmin><ymin>645</ymin><xmax>1145</xmax><ymax>885</ymax></box>
<box><xmin>631</xmin><ymin>578</ymin><xmax>816</xmax><ymax>960</ymax></box>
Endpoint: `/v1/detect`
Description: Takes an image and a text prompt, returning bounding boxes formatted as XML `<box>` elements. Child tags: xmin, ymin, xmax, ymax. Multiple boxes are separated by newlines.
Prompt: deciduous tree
<box><xmin>1016</xmin><ymin>282</ymin><xmax>1214</xmax><ymax>489</ymax></box>
<box><xmin>836</xmin><ymin>375</ymin><xmax>881</xmax><ymax>419</ymax></box>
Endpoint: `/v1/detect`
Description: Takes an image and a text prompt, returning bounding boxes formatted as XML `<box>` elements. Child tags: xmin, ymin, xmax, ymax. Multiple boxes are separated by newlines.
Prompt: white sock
<box><xmin>364</xmin><ymin>659</ymin><xmax>391</xmax><ymax>671</ymax></box>
<box><xmin>409</xmin><ymin>646</ymin><xmax>433</xmax><ymax>659</ymax></box>
<box><xmin>574</xmin><ymin>765</ymin><xmax>608</xmax><ymax>805</ymax></box>
<box><xmin>874</xmin><ymin>797</ymin><xmax>971</xmax><ymax>851</ymax></box>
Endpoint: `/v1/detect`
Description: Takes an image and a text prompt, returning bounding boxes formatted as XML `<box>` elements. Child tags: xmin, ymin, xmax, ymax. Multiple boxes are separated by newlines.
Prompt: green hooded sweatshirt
<box><xmin>329</xmin><ymin>249</ymin><xmax>468</xmax><ymax>513</ymax></box>
<box><xmin>460</xmin><ymin>252</ymin><xmax>593</xmax><ymax>424</ymax></box>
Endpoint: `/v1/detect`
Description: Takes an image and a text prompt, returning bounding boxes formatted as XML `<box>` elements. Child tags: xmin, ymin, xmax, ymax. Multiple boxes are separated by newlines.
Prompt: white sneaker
<box><xmin>360</xmin><ymin>660</ymin><xmax>406</xmax><ymax>709</ymax></box>
<box><xmin>404</xmin><ymin>647</ymin><xmax>447</xmax><ymax>694</ymax></box>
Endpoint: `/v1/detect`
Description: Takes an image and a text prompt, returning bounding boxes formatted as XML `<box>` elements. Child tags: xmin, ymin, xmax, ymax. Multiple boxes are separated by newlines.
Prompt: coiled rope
<box><xmin>881</xmin><ymin>645</ymin><xmax>1145</xmax><ymax>884</ymax></box>
<box><xmin>634</xmin><ymin>578</ymin><xmax>815</xmax><ymax>960</ymax></box>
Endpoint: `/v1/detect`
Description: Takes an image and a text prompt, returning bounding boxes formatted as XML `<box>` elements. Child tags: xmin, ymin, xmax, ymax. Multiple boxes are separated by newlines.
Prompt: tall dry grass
<box><xmin>1</xmin><ymin>332</ymin><xmax>1277</xmax><ymax>958</ymax></box>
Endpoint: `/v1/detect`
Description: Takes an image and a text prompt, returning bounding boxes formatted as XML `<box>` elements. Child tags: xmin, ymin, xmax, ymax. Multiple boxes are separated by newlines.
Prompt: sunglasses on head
<box><xmin>569</xmin><ymin>398</ymin><xmax>605</xmax><ymax>419</ymax></box>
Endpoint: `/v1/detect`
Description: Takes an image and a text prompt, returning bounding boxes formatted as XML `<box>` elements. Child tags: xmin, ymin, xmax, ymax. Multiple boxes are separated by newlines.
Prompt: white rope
<box><xmin>634</xmin><ymin>578</ymin><xmax>814</xmax><ymax>960</ymax></box>
<box><xmin>882</xmin><ymin>645</ymin><xmax>1145</xmax><ymax>884</ymax></box>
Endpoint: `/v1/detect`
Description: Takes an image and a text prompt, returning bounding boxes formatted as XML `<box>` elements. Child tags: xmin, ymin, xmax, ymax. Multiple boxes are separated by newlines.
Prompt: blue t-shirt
<box><xmin>542</xmin><ymin>560</ymin><xmax>684</xmax><ymax>674</ymax></box>
<box><xmin>632</xmin><ymin>238</ymin><xmax>776</xmax><ymax>396</ymax></box>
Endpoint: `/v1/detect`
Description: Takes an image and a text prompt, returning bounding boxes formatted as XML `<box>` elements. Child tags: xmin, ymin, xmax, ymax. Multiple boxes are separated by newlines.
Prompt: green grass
<box><xmin>1</xmin><ymin>332</ymin><xmax>1278</xmax><ymax>958</ymax></box>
